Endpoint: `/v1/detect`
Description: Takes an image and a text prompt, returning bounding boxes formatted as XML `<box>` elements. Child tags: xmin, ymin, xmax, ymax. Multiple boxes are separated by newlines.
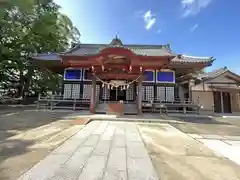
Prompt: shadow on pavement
<box><xmin>0</xmin><ymin>106</ymin><xmax>35</xmax><ymax>115</ymax></box>
<box><xmin>0</xmin><ymin>139</ymin><xmax>34</xmax><ymax>161</ymax></box>
<box><xmin>0</xmin><ymin>110</ymin><xmax>72</xmax><ymax>142</ymax></box>
<box><xmin>0</xmin><ymin>139</ymin><xmax>35</xmax><ymax>180</ymax></box>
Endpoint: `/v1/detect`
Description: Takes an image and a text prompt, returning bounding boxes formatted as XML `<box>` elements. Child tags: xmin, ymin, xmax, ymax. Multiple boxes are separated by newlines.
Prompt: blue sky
<box><xmin>54</xmin><ymin>0</ymin><xmax>240</xmax><ymax>73</ymax></box>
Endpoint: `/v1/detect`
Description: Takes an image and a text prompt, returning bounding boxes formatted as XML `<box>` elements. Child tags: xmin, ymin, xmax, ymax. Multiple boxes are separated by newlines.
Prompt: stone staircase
<box><xmin>95</xmin><ymin>102</ymin><xmax>138</xmax><ymax>115</ymax></box>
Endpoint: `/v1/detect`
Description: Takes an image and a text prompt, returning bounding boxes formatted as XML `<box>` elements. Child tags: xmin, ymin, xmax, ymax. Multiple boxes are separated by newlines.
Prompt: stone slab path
<box><xmin>188</xmin><ymin>134</ymin><xmax>240</xmax><ymax>166</ymax></box>
<box><xmin>17</xmin><ymin>121</ymin><xmax>158</xmax><ymax>180</ymax></box>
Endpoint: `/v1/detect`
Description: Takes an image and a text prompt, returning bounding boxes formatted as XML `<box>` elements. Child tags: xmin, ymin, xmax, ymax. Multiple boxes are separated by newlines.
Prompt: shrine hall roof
<box><xmin>62</xmin><ymin>43</ymin><xmax>175</xmax><ymax>57</ymax></box>
<box><xmin>32</xmin><ymin>43</ymin><xmax>214</xmax><ymax>65</ymax></box>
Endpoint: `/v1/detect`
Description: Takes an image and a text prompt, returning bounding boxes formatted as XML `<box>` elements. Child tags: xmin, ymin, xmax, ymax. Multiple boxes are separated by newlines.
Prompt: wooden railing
<box><xmin>37</xmin><ymin>95</ymin><xmax>90</xmax><ymax>110</ymax></box>
<box><xmin>37</xmin><ymin>94</ymin><xmax>201</xmax><ymax>114</ymax></box>
<box><xmin>142</xmin><ymin>98</ymin><xmax>201</xmax><ymax>114</ymax></box>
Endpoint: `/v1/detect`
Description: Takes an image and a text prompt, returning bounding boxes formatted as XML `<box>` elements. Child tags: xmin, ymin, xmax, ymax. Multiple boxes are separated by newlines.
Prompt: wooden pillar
<box><xmin>90</xmin><ymin>76</ymin><xmax>96</xmax><ymax>113</ymax></box>
<box><xmin>220</xmin><ymin>92</ymin><xmax>224</xmax><ymax>113</ymax></box>
<box><xmin>138</xmin><ymin>75</ymin><xmax>143</xmax><ymax>114</ymax></box>
<box><xmin>237</xmin><ymin>92</ymin><xmax>240</xmax><ymax>111</ymax></box>
<box><xmin>188</xmin><ymin>79</ymin><xmax>195</xmax><ymax>102</ymax></box>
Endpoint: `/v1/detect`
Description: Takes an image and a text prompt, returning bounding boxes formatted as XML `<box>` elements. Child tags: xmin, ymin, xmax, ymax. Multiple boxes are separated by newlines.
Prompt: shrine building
<box><xmin>33</xmin><ymin>37</ymin><xmax>240</xmax><ymax>115</ymax></box>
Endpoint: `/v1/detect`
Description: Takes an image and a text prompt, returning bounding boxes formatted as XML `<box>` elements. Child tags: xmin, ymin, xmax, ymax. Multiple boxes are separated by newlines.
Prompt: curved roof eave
<box><xmin>60</xmin><ymin>43</ymin><xmax>176</xmax><ymax>57</ymax></box>
<box><xmin>171</xmin><ymin>54</ymin><xmax>215</xmax><ymax>64</ymax></box>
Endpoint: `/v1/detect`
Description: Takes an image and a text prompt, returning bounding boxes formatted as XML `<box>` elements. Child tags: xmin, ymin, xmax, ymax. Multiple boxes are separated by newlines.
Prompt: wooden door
<box><xmin>110</xmin><ymin>88</ymin><xmax>117</xmax><ymax>101</ymax></box>
<box><xmin>118</xmin><ymin>88</ymin><xmax>126</xmax><ymax>101</ymax></box>
<box><xmin>223</xmin><ymin>92</ymin><xmax>231</xmax><ymax>113</ymax></box>
<box><xmin>213</xmin><ymin>91</ymin><xmax>222</xmax><ymax>113</ymax></box>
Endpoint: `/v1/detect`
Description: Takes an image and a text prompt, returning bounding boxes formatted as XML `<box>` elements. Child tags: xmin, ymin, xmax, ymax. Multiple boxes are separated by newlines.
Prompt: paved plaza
<box><xmin>1</xmin><ymin>109</ymin><xmax>240</xmax><ymax>180</ymax></box>
<box><xmin>17</xmin><ymin>121</ymin><xmax>158</xmax><ymax>180</ymax></box>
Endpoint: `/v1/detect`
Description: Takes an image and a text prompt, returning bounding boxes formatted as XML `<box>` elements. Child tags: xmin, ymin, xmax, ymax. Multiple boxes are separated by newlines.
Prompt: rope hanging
<box><xmin>92</xmin><ymin>73</ymin><xmax>141</xmax><ymax>90</ymax></box>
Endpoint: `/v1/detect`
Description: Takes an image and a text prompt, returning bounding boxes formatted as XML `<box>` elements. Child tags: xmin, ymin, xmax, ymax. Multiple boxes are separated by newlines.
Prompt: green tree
<box><xmin>0</xmin><ymin>0</ymin><xmax>80</xmax><ymax>100</ymax></box>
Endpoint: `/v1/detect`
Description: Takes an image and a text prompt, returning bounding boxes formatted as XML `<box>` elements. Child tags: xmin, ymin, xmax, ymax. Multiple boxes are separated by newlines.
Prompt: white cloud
<box><xmin>181</xmin><ymin>0</ymin><xmax>212</xmax><ymax>17</ymax></box>
<box><xmin>143</xmin><ymin>10</ymin><xmax>156</xmax><ymax>30</ymax></box>
<box><xmin>190</xmin><ymin>23</ymin><xmax>199</xmax><ymax>32</ymax></box>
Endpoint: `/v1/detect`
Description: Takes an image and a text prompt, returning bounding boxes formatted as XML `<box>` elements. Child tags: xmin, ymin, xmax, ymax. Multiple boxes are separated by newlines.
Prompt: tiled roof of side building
<box><xmin>197</xmin><ymin>67</ymin><xmax>228</xmax><ymax>80</ymax></box>
<box><xmin>171</xmin><ymin>55</ymin><xmax>215</xmax><ymax>63</ymax></box>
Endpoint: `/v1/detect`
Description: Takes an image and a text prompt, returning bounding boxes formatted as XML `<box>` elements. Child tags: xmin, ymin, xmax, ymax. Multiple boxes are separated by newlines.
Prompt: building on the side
<box><xmin>33</xmin><ymin>37</ymin><xmax>240</xmax><ymax>115</ymax></box>
<box><xmin>191</xmin><ymin>67</ymin><xmax>240</xmax><ymax>114</ymax></box>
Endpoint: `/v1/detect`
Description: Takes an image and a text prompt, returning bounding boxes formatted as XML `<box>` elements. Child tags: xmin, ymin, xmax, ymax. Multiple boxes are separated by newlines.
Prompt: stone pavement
<box><xmin>17</xmin><ymin>121</ymin><xmax>159</xmax><ymax>180</ymax></box>
<box><xmin>188</xmin><ymin>134</ymin><xmax>240</xmax><ymax>166</ymax></box>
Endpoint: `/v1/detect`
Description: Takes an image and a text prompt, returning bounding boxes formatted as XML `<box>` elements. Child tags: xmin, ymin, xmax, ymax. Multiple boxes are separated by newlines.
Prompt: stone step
<box><xmin>95</xmin><ymin>103</ymin><xmax>138</xmax><ymax>115</ymax></box>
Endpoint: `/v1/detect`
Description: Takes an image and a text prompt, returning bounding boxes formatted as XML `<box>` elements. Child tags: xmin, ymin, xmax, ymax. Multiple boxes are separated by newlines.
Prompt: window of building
<box><xmin>156</xmin><ymin>86</ymin><xmax>166</xmax><ymax>102</ymax></box>
<box><xmin>156</xmin><ymin>70</ymin><xmax>175</xmax><ymax>83</ymax></box>
<box><xmin>64</xmin><ymin>69</ymin><xmax>81</xmax><ymax>81</ymax></box>
<box><xmin>82</xmin><ymin>84</ymin><xmax>91</xmax><ymax>99</ymax></box>
<box><xmin>136</xmin><ymin>85</ymin><xmax>154</xmax><ymax>101</ymax></box>
<box><xmin>63</xmin><ymin>84</ymin><xmax>72</xmax><ymax>99</ymax></box>
<box><xmin>166</xmin><ymin>86</ymin><xmax>175</xmax><ymax>102</ymax></box>
<box><xmin>126</xmin><ymin>84</ymin><xmax>134</xmax><ymax>101</ymax></box>
<box><xmin>145</xmin><ymin>86</ymin><xmax>154</xmax><ymax>101</ymax></box>
<box><xmin>101</xmin><ymin>86</ymin><xmax>110</xmax><ymax>100</ymax></box>
<box><xmin>63</xmin><ymin>84</ymin><xmax>81</xmax><ymax>99</ymax></box>
<box><xmin>156</xmin><ymin>86</ymin><xmax>175</xmax><ymax>102</ymax></box>
<box><xmin>143</xmin><ymin>70</ymin><xmax>155</xmax><ymax>82</ymax></box>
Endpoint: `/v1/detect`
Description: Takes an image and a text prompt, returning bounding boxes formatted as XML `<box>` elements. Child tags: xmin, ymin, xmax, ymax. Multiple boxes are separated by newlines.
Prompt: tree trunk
<box><xmin>18</xmin><ymin>70</ymin><xmax>24</xmax><ymax>98</ymax></box>
<box><xmin>22</xmin><ymin>66</ymin><xmax>34</xmax><ymax>104</ymax></box>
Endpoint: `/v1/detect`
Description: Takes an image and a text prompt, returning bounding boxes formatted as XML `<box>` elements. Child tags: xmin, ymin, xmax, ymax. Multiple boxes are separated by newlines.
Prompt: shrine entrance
<box><xmin>60</xmin><ymin>37</ymin><xmax>174</xmax><ymax>114</ymax></box>
<box><xmin>110</xmin><ymin>87</ymin><xmax>126</xmax><ymax>101</ymax></box>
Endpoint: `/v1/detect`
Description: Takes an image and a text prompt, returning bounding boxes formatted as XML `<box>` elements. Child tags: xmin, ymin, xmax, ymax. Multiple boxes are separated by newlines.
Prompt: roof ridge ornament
<box><xmin>109</xmin><ymin>33</ymin><xmax>123</xmax><ymax>47</ymax></box>
<box><xmin>115</xmin><ymin>32</ymin><xmax>119</xmax><ymax>39</ymax></box>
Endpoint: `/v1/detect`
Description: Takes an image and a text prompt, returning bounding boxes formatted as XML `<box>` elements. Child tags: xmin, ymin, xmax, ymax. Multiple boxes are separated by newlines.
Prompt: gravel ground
<box><xmin>138</xmin><ymin>123</ymin><xmax>240</xmax><ymax>180</ymax></box>
<box><xmin>170</xmin><ymin>117</ymin><xmax>240</xmax><ymax>136</ymax></box>
<box><xmin>0</xmin><ymin>110</ymin><xmax>84</xmax><ymax>180</ymax></box>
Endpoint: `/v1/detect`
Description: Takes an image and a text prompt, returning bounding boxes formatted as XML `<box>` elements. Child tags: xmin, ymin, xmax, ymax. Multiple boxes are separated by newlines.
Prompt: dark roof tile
<box><xmin>172</xmin><ymin>55</ymin><xmax>214</xmax><ymax>63</ymax></box>
<box><xmin>197</xmin><ymin>67</ymin><xmax>228</xmax><ymax>79</ymax></box>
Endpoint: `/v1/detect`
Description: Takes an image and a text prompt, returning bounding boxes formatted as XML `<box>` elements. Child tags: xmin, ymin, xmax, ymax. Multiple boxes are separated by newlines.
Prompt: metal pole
<box><xmin>116</xmin><ymin>87</ymin><xmax>118</xmax><ymax>101</ymax></box>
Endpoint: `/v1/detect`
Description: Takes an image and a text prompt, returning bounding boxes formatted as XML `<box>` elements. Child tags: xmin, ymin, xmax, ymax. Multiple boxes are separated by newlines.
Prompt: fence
<box><xmin>37</xmin><ymin>94</ymin><xmax>90</xmax><ymax>110</ymax></box>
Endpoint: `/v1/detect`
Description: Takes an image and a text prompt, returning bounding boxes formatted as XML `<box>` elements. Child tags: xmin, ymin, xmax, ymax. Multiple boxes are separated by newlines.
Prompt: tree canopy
<box><xmin>0</xmin><ymin>0</ymin><xmax>80</xmax><ymax>100</ymax></box>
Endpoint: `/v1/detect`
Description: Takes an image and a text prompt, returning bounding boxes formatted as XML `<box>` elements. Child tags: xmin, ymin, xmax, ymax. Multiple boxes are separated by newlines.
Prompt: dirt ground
<box><xmin>0</xmin><ymin>110</ymin><xmax>85</xmax><ymax>180</ymax></box>
<box><xmin>138</xmin><ymin>123</ymin><xmax>240</xmax><ymax>180</ymax></box>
